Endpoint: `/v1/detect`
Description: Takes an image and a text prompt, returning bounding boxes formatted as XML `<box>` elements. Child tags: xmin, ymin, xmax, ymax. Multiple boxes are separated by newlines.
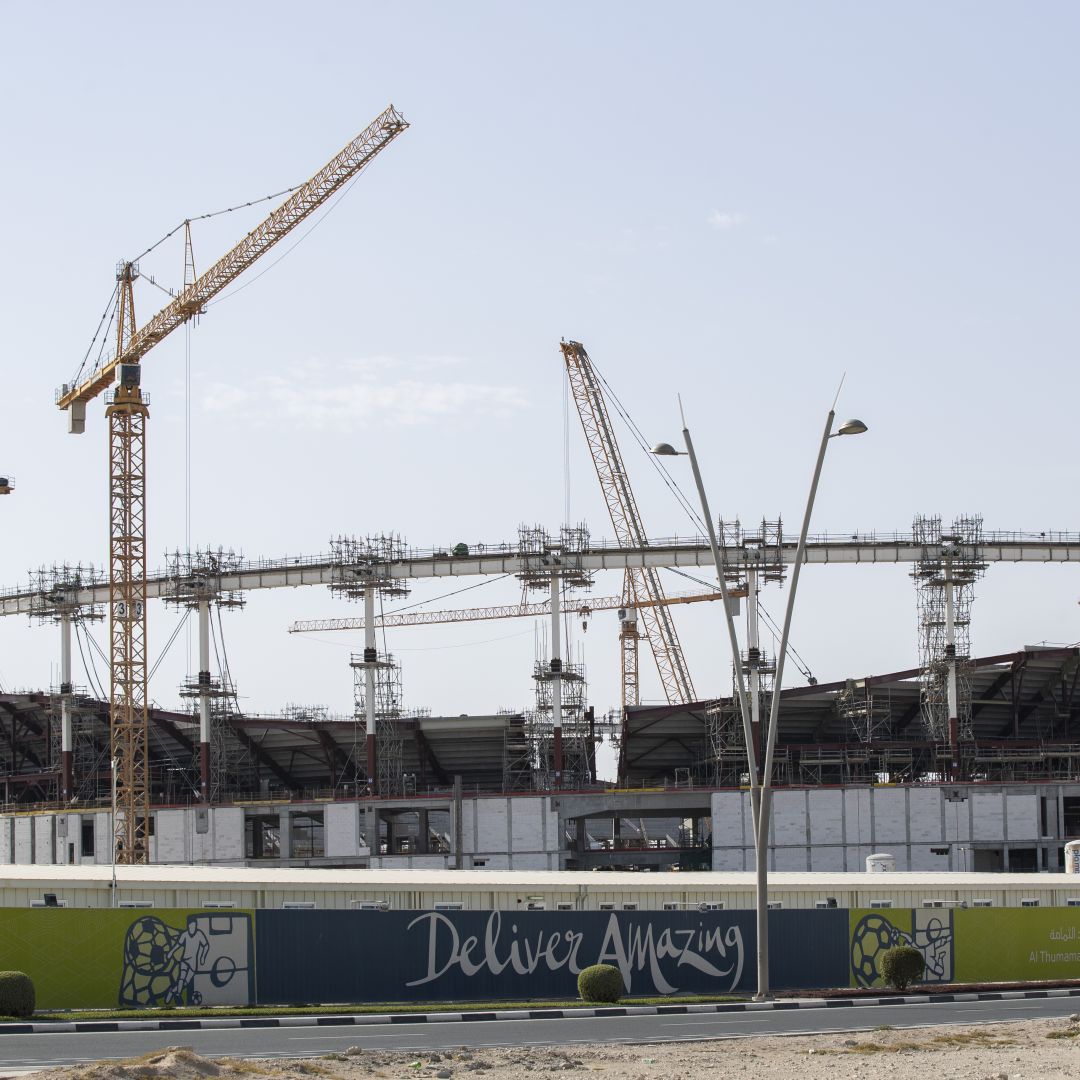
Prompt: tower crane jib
<box><xmin>57</xmin><ymin>105</ymin><xmax>408</xmax><ymax>864</ymax></box>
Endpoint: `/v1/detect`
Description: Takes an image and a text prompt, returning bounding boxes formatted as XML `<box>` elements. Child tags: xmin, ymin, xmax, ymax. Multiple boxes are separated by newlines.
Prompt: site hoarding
<box><xmin>2</xmin><ymin>905</ymin><xmax>1076</xmax><ymax>1009</ymax></box>
<box><xmin>0</xmin><ymin>908</ymin><xmax>255</xmax><ymax>1010</ymax></box>
<box><xmin>848</xmin><ymin>907</ymin><xmax>1080</xmax><ymax>987</ymax></box>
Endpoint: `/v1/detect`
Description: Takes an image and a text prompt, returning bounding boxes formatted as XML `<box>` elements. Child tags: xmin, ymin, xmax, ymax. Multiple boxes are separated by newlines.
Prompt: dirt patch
<box><xmin>18</xmin><ymin>1017</ymin><xmax>1080</xmax><ymax>1080</ymax></box>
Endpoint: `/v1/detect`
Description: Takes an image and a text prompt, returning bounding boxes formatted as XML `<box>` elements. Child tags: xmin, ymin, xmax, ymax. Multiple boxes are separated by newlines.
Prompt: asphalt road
<box><xmin>1</xmin><ymin>996</ymin><xmax>1077</xmax><ymax>1073</ymax></box>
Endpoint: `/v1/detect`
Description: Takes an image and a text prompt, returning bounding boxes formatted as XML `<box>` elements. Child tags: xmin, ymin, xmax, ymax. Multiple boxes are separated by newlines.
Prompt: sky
<box><xmin>1</xmin><ymin>3</ymin><xmax>1078</xmax><ymax>776</ymax></box>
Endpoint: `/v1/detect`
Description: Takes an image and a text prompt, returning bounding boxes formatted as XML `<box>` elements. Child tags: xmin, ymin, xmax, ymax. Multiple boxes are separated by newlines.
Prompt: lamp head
<box><xmin>649</xmin><ymin>442</ymin><xmax>684</xmax><ymax>457</ymax></box>
<box><xmin>836</xmin><ymin>419</ymin><xmax>868</xmax><ymax>437</ymax></box>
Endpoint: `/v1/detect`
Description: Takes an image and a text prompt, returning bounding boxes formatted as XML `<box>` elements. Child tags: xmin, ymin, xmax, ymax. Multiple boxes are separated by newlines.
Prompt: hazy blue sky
<box><xmin>1</xmin><ymin>3</ymin><xmax>1078</xmax><ymax>767</ymax></box>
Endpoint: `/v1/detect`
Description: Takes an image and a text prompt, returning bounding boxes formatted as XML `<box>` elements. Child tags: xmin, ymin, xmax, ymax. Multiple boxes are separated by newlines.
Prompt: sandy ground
<box><xmin>21</xmin><ymin>1016</ymin><xmax>1080</xmax><ymax>1080</ymax></box>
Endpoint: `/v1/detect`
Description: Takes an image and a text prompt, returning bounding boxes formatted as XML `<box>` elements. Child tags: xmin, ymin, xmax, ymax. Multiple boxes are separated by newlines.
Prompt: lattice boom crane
<box><xmin>288</xmin><ymin>589</ymin><xmax>725</xmax><ymax>634</ymax></box>
<box><xmin>559</xmin><ymin>340</ymin><xmax>696</xmax><ymax>708</ymax></box>
<box><xmin>56</xmin><ymin>106</ymin><xmax>408</xmax><ymax>863</ymax></box>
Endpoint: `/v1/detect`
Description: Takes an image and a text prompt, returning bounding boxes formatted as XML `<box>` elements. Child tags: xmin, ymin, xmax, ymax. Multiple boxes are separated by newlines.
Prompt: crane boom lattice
<box><xmin>559</xmin><ymin>340</ymin><xmax>695</xmax><ymax>707</ymax></box>
<box><xmin>59</xmin><ymin>106</ymin><xmax>408</xmax><ymax>863</ymax></box>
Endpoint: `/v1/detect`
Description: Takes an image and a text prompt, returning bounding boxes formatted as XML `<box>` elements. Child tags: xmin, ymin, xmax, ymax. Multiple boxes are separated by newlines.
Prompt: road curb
<box><xmin>4</xmin><ymin>987</ymin><xmax>1080</xmax><ymax>1035</ymax></box>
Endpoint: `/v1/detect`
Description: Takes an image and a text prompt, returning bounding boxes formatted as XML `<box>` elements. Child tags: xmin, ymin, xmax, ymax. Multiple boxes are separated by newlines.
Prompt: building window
<box><xmin>1021</xmin><ymin>898</ymin><xmax>1041</xmax><ymax>908</ymax></box>
<box><xmin>870</xmin><ymin>901</ymin><xmax>893</xmax><ymax>909</ymax></box>
<box><xmin>290</xmin><ymin>812</ymin><xmax>325</xmax><ymax>859</ymax></box>
<box><xmin>972</xmin><ymin>899</ymin><xmax>993</xmax><ymax>908</ymax></box>
<box><xmin>245</xmin><ymin>815</ymin><xmax>280</xmax><ymax>859</ymax></box>
<box><xmin>556</xmin><ymin>902</ymin><xmax>574</xmax><ymax>911</ymax></box>
<box><xmin>622</xmin><ymin>903</ymin><xmax>638</xmax><ymax>911</ymax></box>
<box><xmin>599</xmin><ymin>903</ymin><xmax>615</xmax><ymax>911</ymax></box>
<box><xmin>767</xmin><ymin>901</ymin><xmax>783</xmax><ymax>910</ymax></box>
<box><xmin>1066</xmin><ymin>899</ymin><xmax>1080</xmax><ymax>908</ymax></box>
<box><xmin>434</xmin><ymin>902</ymin><xmax>463</xmax><ymax>911</ymax></box>
<box><xmin>81</xmin><ymin>818</ymin><xmax>95</xmax><ymax>857</ymax></box>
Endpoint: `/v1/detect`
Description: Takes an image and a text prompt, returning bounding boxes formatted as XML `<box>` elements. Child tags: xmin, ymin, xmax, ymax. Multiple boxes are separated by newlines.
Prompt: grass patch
<box><xmin>1</xmin><ymin>994</ymin><xmax>744</xmax><ymax>1025</ymax></box>
<box><xmin>1046</xmin><ymin>1028</ymin><xmax>1080</xmax><ymax>1040</ymax></box>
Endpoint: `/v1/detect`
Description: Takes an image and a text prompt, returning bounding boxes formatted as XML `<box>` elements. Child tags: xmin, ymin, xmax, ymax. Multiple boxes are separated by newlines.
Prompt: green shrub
<box><xmin>577</xmin><ymin>963</ymin><xmax>624</xmax><ymax>1004</ymax></box>
<box><xmin>879</xmin><ymin>945</ymin><xmax>925</xmax><ymax>992</ymax></box>
<box><xmin>0</xmin><ymin>971</ymin><xmax>35</xmax><ymax>1018</ymax></box>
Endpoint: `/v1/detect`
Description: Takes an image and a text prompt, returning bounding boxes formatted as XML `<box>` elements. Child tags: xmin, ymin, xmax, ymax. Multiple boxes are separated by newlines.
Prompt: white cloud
<box><xmin>202</xmin><ymin>359</ymin><xmax>528</xmax><ymax>432</ymax></box>
<box><xmin>707</xmin><ymin>210</ymin><xmax>747</xmax><ymax>231</ymax></box>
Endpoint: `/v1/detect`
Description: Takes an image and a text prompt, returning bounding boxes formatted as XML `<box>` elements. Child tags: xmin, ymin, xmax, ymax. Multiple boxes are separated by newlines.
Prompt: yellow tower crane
<box><xmin>56</xmin><ymin>106</ymin><xmax>409</xmax><ymax>863</ymax></box>
<box><xmin>559</xmin><ymin>340</ymin><xmax>696</xmax><ymax>709</ymax></box>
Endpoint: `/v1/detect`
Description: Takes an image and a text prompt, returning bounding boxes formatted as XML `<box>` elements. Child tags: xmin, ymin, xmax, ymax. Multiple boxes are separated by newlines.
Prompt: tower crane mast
<box><xmin>56</xmin><ymin>106</ymin><xmax>408</xmax><ymax>863</ymax></box>
<box><xmin>559</xmin><ymin>340</ymin><xmax>696</xmax><ymax>708</ymax></box>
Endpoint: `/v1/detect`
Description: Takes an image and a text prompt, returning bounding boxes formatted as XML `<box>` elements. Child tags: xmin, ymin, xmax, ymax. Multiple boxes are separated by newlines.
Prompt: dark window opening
<box><xmin>1063</xmin><ymin>798</ymin><xmax>1080</xmax><ymax>837</ymax></box>
<box><xmin>80</xmin><ymin>818</ymin><xmax>95</xmax><ymax>857</ymax></box>
<box><xmin>290</xmin><ymin>812</ymin><xmax>325</xmax><ymax>859</ymax></box>
<box><xmin>245</xmin><ymin>814</ymin><xmax>280</xmax><ymax>859</ymax></box>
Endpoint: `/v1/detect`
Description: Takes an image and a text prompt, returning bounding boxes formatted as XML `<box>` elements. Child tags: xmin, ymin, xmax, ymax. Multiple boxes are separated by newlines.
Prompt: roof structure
<box><xmin>0</xmin><ymin>692</ymin><xmax>524</xmax><ymax>807</ymax></box>
<box><xmin>619</xmin><ymin>645</ymin><xmax>1080</xmax><ymax>786</ymax></box>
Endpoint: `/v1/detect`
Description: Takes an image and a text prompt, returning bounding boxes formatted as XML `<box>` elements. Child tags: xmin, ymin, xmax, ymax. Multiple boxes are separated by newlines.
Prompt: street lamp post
<box><xmin>653</xmin><ymin>408</ymin><xmax>866</xmax><ymax>999</ymax></box>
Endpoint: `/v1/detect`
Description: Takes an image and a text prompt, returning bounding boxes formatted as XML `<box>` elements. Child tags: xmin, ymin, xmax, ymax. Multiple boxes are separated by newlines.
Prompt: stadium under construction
<box><xmin>2</xmin><ymin>519</ymin><xmax>1080</xmax><ymax>877</ymax></box>
<box><xmin>3</xmin><ymin>112</ymin><xmax>1078</xmax><ymax>886</ymax></box>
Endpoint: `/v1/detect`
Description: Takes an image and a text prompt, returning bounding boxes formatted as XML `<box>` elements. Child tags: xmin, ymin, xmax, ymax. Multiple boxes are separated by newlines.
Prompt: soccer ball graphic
<box><xmin>120</xmin><ymin>916</ymin><xmax>180</xmax><ymax>1006</ymax></box>
<box><xmin>850</xmin><ymin>913</ymin><xmax>905</xmax><ymax>987</ymax></box>
<box><xmin>125</xmin><ymin>916</ymin><xmax>176</xmax><ymax>974</ymax></box>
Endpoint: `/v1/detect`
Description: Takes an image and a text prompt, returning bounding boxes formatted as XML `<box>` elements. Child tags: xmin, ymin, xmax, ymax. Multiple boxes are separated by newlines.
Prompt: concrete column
<box><xmin>60</xmin><ymin>614</ymin><xmax>73</xmax><ymax>802</ymax></box>
<box><xmin>364</xmin><ymin>585</ymin><xmax>377</xmax><ymax>792</ymax></box>
<box><xmin>417</xmin><ymin>808</ymin><xmax>430</xmax><ymax>854</ymax></box>
<box><xmin>550</xmin><ymin>571</ymin><xmax>563</xmax><ymax>788</ymax></box>
<box><xmin>198</xmin><ymin>599</ymin><xmax>211</xmax><ymax>802</ymax></box>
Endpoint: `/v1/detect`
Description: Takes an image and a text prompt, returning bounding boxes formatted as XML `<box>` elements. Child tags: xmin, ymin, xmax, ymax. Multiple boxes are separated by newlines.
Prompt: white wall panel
<box><xmin>908</xmin><ymin>789</ymin><xmax>941</xmax><ymax>843</ymax></box>
<box><xmin>873</xmin><ymin>789</ymin><xmax>907</xmax><ymax>845</ymax></box>
<box><xmin>325</xmin><ymin>803</ymin><xmax>359</xmax><ymax>858</ymax></box>
<box><xmin>808</xmin><ymin>791</ymin><xmax>843</xmax><ymax>846</ymax></box>
<box><xmin>808</xmin><ymin>845</ymin><xmax>844</xmax><ymax>871</ymax></box>
<box><xmin>843</xmin><ymin>789</ymin><xmax>872</xmax><ymax>850</ymax></box>
<box><xmin>1006</xmin><ymin>792</ymin><xmax>1037</xmax><ymax>842</ymax></box>
<box><xmin>475</xmin><ymin>798</ymin><xmax>508</xmax><ymax>852</ymax></box>
<box><xmin>773</xmin><ymin>791</ymin><xmax>807</xmax><ymax>847</ymax></box>
<box><xmin>32</xmin><ymin>817</ymin><xmax>53</xmax><ymax>865</ymax></box>
<box><xmin>972</xmin><ymin>792</ymin><xmax>1003</xmax><ymax>841</ymax></box>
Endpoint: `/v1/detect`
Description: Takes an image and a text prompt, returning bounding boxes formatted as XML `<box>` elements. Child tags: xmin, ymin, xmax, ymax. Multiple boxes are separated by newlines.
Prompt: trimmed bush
<box><xmin>0</xmin><ymin>971</ymin><xmax>35</xmax><ymax>1018</ymax></box>
<box><xmin>879</xmin><ymin>945</ymin><xmax>925</xmax><ymax>992</ymax></box>
<box><xmin>577</xmin><ymin>963</ymin><xmax>624</xmax><ymax>1004</ymax></box>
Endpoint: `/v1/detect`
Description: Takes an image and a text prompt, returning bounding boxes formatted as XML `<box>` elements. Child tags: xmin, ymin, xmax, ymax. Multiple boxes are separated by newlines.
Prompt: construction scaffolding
<box><xmin>838</xmin><ymin>681</ymin><xmax>894</xmax><ymax>744</ymax></box>
<box><xmin>515</xmin><ymin>524</ymin><xmax>594</xmax><ymax>592</ymax></box>
<box><xmin>164</xmin><ymin>548</ymin><xmax>247</xmax><ymax>803</ymax></box>
<box><xmin>332</xmin><ymin>536</ymin><xmax>411</xmax><ymax>796</ymax></box>
<box><xmin>329</xmin><ymin>534</ymin><xmax>410</xmax><ymax>602</ymax></box>
<box><xmin>529</xmin><ymin>659</ymin><xmax>592</xmax><ymax>789</ymax></box>
<box><xmin>913</xmin><ymin>514</ymin><xmax>986</xmax><ymax>745</ymax></box>
<box><xmin>350</xmin><ymin>651</ymin><xmax>409</xmax><ymax>796</ymax></box>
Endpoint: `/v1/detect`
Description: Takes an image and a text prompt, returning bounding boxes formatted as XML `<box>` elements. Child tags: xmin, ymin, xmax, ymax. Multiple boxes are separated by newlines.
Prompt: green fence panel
<box><xmin>0</xmin><ymin>909</ymin><xmax>255</xmax><ymax>1010</ymax></box>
